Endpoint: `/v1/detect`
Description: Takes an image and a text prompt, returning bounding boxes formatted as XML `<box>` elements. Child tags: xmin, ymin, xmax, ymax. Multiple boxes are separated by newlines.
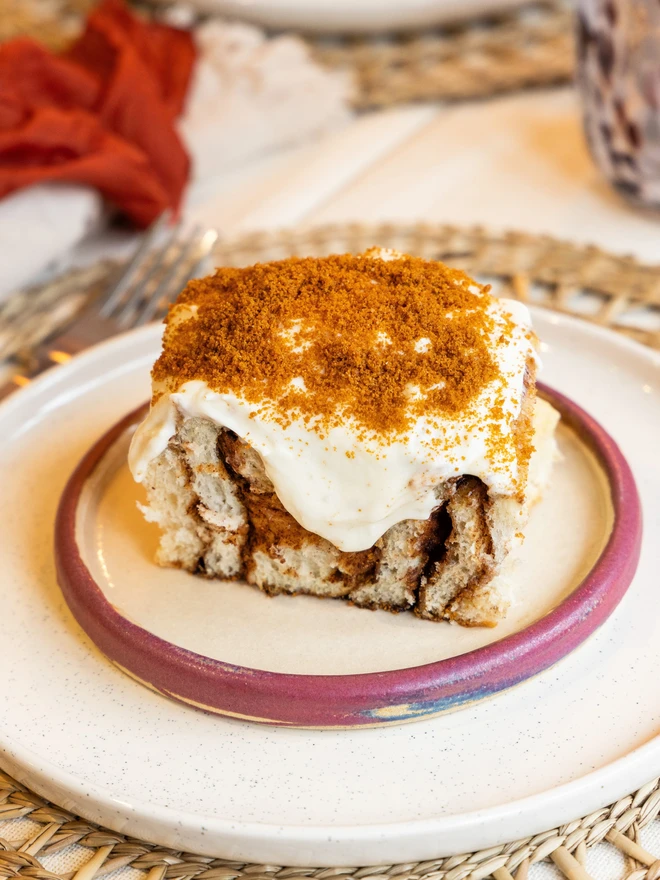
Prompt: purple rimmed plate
<box><xmin>54</xmin><ymin>382</ymin><xmax>641</xmax><ymax>729</ymax></box>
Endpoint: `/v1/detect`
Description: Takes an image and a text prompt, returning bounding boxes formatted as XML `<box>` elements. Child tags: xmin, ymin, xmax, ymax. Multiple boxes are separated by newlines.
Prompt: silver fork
<box><xmin>0</xmin><ymin>218</ymin><xmax>218</xmax><ymax>399</ymax></box>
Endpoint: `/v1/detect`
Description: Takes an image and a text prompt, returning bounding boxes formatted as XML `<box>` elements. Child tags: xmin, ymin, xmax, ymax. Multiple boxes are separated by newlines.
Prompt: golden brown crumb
<box><xmin>153</xmin><ymin>252</ymin><xmax>501</xmax><ymax>440</ymax></box>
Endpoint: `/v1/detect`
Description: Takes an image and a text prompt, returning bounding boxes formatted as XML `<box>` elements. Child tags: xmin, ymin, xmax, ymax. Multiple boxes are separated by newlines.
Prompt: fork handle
<box><xmin>0</xmin><ymin>317</ymin><xmax>103</xmax><ymax>402</ymax></box>
<box><xmin>35</xmin><ymin>312</ymin><xmax>116</xmax><ymax>355</ymax></box>
<box><xmin>0</xmin><ymin>350</ymin><xmax>72</xmax><ymax>402</ymax></box>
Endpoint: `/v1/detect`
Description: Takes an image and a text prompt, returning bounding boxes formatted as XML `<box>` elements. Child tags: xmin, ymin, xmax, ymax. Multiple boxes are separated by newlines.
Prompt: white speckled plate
<box><xmin>0</xmin><ymin>309</ymin><xmax>659</xmax><ymax>866</ymax></box>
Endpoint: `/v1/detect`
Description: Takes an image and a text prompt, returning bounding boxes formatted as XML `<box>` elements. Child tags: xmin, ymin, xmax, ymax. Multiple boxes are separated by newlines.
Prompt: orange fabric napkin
<box><xmin>0</xmin><ymin>0</ymin><xmax>196</xmax><ymax>227</ymax></box>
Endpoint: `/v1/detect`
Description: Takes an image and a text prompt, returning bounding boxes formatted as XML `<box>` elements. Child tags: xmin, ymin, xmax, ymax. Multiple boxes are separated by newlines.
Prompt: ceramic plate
<box><xmin>154</xmin><ymin>0</ymin><xmax>529</xmax><ymax>34</ymax></box>
<box><xmin>0</xmin><ymin>310</ymin><xmax>659</xmax><ymax>865</ymax></box>
<box><xmin>54</xmin><ymin>386</ymin><xmax>639</xmax><ymax>728</ymax></box>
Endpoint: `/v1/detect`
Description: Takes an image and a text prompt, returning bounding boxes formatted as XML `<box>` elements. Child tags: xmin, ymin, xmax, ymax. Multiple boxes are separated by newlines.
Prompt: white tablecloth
<box><xmin>188</xmin><ymin>87</ymin><xmax>660</xmax><ymax>264</ymax></box>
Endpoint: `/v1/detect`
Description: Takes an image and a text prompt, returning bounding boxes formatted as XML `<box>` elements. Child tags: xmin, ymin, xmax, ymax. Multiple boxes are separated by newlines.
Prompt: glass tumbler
<box><xmin>576</xmin><ymin>0</ymin><xmax>660</xmax><ymax>209</ymax></box>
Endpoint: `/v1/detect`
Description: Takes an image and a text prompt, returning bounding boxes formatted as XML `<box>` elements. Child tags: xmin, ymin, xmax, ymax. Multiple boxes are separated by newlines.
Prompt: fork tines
<box><xmin>103</xmin><ymin>217</ymin><xmax>219</xmax><ymax>330</ymax></box>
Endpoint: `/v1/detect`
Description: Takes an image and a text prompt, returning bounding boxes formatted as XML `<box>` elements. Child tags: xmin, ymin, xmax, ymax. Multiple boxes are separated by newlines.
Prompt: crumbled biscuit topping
<box><xmin>153</xmin><ymin>252</ymin><xmax>515</xmax><ymax>444</ymax></box>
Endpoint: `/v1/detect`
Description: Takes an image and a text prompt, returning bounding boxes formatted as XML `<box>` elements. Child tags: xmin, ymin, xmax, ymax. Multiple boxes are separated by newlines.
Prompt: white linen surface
<box><xmin>0</xmin><ymin>184</ymin><xmax>103</xmax><ymax>302</ymax></box>
<box><xmin>181</xmin><ymin>20</ymin><xmax>352</xmax><ymax>182</ymax></box>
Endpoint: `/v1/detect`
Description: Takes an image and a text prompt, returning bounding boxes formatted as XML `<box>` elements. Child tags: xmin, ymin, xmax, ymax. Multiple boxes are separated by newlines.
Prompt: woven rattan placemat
<box><xmin>4</xmin><ymin>1</ymin><xmax>573</xmax><ymax>107</ymax></box>
<box><xmin>3</xmin><ymin>223</ymin><xmax>659</xmax><ymax>366</ymax></box>
<box><xmin>2</xmin><ymin>223</ymin><xmax>660</xmax><ymax>880</ymax></box>
<box><xmin>311</xmin><ymin>1</ymin><xmax>573</xmax><ymax>108</ymax></box>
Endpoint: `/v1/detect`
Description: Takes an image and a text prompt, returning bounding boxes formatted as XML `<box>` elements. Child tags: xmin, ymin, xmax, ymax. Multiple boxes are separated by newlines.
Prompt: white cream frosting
<box><xmin>129</xmin><ymin>255</ymin><xmax>538</xmax><ymax>553</ymax></box>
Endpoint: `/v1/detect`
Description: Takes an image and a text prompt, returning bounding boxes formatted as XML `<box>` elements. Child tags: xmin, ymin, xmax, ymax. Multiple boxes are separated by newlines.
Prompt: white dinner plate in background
<box><xmin>153</xmin><ymin>0</ymin><xmax>530</xmax><ymax>34</ymax></box>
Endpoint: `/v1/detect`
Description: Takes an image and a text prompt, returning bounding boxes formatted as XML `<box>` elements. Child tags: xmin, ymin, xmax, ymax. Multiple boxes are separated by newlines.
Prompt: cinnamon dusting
<box><xmin>153</xmin><ymin>252</ymin><xmax>505</xmax><ymax>441</ymax></box>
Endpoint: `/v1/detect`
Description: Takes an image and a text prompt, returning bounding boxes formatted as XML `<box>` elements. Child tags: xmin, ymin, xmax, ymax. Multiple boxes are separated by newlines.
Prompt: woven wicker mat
<box><xmin>3</xmin><ymin>223</ymin><xmax>659</xmax><ymax>366</ymax></box>
<box><xmin>310</xmin><ymin>1</ymin><xmax>574</xmax><ymax>109</ymax></box>
<box><xmin>2</xmin><ymin>223</ymin><xmax>660</xmax><ymax>880</ymax></box>
<box><xmin>4</xmin><ymin>0</ymin><xmax>573</xmax><ymax>107</ymax></box>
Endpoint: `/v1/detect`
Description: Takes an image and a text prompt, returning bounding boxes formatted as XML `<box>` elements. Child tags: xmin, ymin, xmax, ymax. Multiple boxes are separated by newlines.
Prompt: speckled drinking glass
<box><xmin>577</xmin><ymin>0</ymin><xmax>660</xmax><ymax>209</ymax></box>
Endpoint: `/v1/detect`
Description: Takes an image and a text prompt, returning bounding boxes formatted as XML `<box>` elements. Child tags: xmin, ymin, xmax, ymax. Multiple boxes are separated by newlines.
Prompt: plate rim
<box><xmin>54</xmin><ymin>376</ymin><xmax>641</xmax><ymax>728</ymax></box>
